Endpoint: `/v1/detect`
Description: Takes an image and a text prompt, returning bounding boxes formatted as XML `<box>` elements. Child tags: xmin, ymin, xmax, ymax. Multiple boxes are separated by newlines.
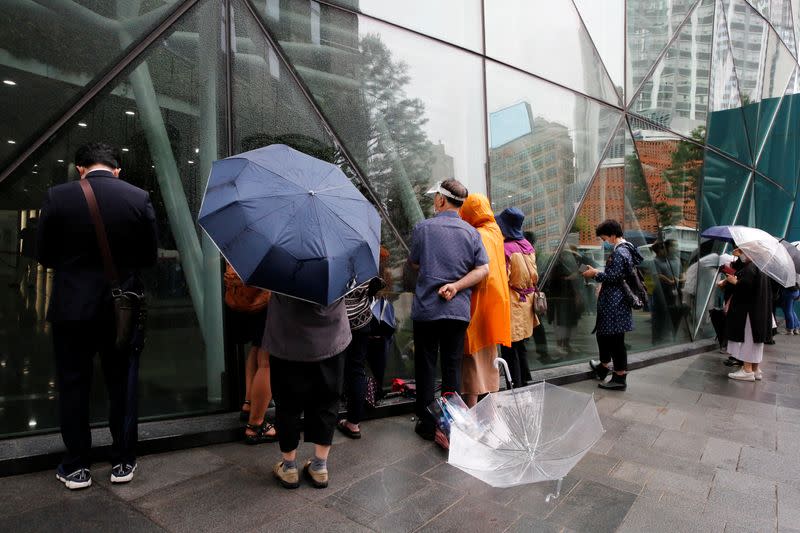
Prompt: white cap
<box><xmin>424</xmin><ymin>180</ymin><xmax>466</xmax><ymax>202</ymax></box>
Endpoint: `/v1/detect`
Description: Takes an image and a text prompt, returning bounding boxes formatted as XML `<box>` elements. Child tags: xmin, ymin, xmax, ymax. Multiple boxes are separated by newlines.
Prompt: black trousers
<box><xmin>500</xmin><ymin>340</ymin><xmax>531</xmax><ymax>387</ymax></box>
<box><xmin>52</xmin><ymin>320</ymin><xmax>139</xmax><ymax>471</ymax></box>
<box><xmin>596</xmin><ymin>333</ymin><xmax>628</xmax><ymax>372</ymax></box>
<box><xmin>413</xmin><ymin>319</ymin><xmax>469</xmax><ymax>428</ymax></box>
<box><xmin>270</xmin><ymin>353</ymin><xmax>344</xmax><ymax>453</ymax></box>
<box><xmin>343</xmin><ymin>327</ymin><xmax>370</xmax><ymax>425</ymax></box>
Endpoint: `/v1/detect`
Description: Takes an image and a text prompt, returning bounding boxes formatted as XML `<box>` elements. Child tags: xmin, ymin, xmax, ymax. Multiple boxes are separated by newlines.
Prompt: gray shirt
<box><xmin>409</xmin><ymin>210</ymin><xmax>489</xmax><ymax>322</ymax></box>
<box><xmin>262</xmin><ymin>293</ymin><xmax>352</xmax><ymax>362</ymax></box>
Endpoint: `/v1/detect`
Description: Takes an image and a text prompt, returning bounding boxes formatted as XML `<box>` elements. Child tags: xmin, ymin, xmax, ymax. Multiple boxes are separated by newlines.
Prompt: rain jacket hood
<box><xmin>460</xmin><ymin>194</ymin><xmax>496</xmax><ymax>228</ymax></box>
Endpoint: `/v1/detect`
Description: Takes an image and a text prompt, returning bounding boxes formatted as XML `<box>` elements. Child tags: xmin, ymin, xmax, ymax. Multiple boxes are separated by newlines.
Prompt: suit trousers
<box><xmin>52</xmin><ymin>320</ymin><xmax>139</xmax><ymax>471</ymax></box>
<box><xmin>596</xmin><ymin>332</ymin><xmax>628</xmax><ymax>372</ymax></box>
<box><xmin>413</xmin><ymin>319</ymin><xmax>469</xmax><ymax>428</ymax></box>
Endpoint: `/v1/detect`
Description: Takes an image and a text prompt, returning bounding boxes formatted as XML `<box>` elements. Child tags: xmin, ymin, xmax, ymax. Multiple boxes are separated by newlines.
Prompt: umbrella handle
<box><xmin>545</xmin><ymin>478</ymin><xmax>563</xmax><ymax>502</ymax></box>
<box><xmin>493</xmin><ymin>358</ymin><xmax>513</xmax><ymax>389</ymax></box>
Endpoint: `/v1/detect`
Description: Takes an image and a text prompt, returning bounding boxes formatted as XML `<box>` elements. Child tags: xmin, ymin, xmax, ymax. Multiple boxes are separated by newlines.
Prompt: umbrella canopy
<box><xmin>779</xmin><ymin>240</ymin><xmax>800</xmax><ymax>274</ymax></box>
<box><xmin>447</xmin><ymin>381</ymin><xmax>603</xmax><ymax>488</ymax></box>
<box><xmin>700</xmin><ymin>226</ymin><xmax>795</xmax><ymax>287</ymax></box>
<box><xmin>198</xmin><ymin>144</ymin><xmax>381</xmax><ymax>305</ymax></box>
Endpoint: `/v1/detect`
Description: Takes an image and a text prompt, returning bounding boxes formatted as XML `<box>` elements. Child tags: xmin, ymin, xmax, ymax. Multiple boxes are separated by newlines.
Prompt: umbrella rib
<box><xmin>223</xmin><ymin>196</ymin><xmax>311</xmax><ymax>261</ymax></box>
<box><xmin>234</xmin><ymin>159</ymin><xmax>312</xmax><ymax>193</ymax></box>
<box><xmin>314</xmin><ymin>196</ymin><xmax>378</xmax><ymax>244</ymax></box>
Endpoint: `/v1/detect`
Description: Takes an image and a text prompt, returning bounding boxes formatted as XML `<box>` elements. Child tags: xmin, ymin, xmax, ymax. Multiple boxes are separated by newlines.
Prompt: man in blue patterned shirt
<box><xmin>408</xmin><ymin>179</ymin><xmax>489</xmax><ymax>440</ymax></box>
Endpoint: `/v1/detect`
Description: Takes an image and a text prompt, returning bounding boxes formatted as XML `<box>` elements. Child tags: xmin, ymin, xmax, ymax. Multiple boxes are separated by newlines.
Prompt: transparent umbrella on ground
<box><xmin>700</xmin><ymin>226</ymin><xmax>796</xmax><ymax>288</ymax></box>
<box><xmin>445</xmin><ymin>359</ymin><xmax>604</xmax><ymax>498</ymax></box>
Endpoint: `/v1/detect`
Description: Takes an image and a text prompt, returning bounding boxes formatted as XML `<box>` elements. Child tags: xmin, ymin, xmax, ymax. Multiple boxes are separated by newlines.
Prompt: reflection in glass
<box><xmin>707</xmin><ymin>0</ymin><xmax>753</xmax><ymax>165</ymax></box>
<box><xmin>755</xmin><ymin>69</ymin><xmax>800</xmax><ymax>194</ymax></box>
<box><xmin>629</xmin><ymin>0</ymin><xmax>714</xmax><ymax>139</ymax></box>
<box><xmin>573</xmin><ymin>0</ymin><xmax>624</xmax><ymax>95</ymax></box>
<box><xmin>0</xmin><ymin>0</ymin><xmax>182</xmax><ymax>170</ymax></box>
<box><xmin>768</xmin><ymin>0</ymin><xmax>797</xmax><ymax>56</ymax></box>
<box><xmin>323</xmin><ymin>0</ymin><xmax>483</xmax><ymax>52</ymax></box>
<box><xmin>752</xmin><ymin>176</ymin><xmax>794</xmax><ymax>236</ymax></box>
<box><xmin>487</xmin><ymin>61</ymin><xmax>622</xmax><ymax>277</ymax></box>
<box><xmin>484</xmin><ymin>0</ymin><xmax>620</xmax><ymax>104</ymax></box>
<box><xmin>0</xmin><ymin>0</ymin><xmax>224</xmax><ymax>438</ymax></box>
<box><xmin>627</xmin><ymin>0</ymin><xmax>699</xmax><ymax>103</ymax></box>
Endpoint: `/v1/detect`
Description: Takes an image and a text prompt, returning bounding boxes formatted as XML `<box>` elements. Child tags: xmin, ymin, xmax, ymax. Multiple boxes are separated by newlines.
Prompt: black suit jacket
<box><xmin>36</xmin><ymin>170</ymin><xmax>158</xmax><ymax>322</ymax></box>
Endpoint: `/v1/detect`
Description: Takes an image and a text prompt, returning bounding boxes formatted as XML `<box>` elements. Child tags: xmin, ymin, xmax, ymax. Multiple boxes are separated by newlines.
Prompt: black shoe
<box><xmin>414</xmin><ymin>421</ymin><xmax>435</xmax><ymax>441</ymax></box>
<box><xmin>599</xmin><ymin>373</ymin><xmax>627</xmax><ymax>391</ymax></box>
<box><xmin>110</xmin><ymin>463</ymin><xmax>137</xmax><ymax>483</ymax></box>
<box><xmin>56</xmin><ymin>465</ymin><xmax>92</xmax><ymax>490</ymax></box>
<box><xmin>589</xmin><ymin>360</ymin><xmax>610</xmax><ymax>380</ymax></box>
<box><xmin>723</xmin><ymin>356</ymin><xmax>743</xmax><ymax>367</ymax></box>
<box><xmin>244</xmin><ymin>420</ymin><xmax>278</xmax><ymax>445</ymax></box>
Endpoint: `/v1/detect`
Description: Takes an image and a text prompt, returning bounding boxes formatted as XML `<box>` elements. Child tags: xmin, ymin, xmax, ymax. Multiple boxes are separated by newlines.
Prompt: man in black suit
<box><xmin>36</xmin><ymin>142</ymin><xmax>157</xmax><ymax>490</ymax></box>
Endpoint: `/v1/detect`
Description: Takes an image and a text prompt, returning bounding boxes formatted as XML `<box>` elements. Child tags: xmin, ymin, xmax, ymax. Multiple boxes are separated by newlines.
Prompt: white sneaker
<box><xmin>754</xmin><ymin>370</ymin><xmax>763</xmax><ymax>381</ymax></box>
<box><xmin>728</xmin><ymin>369</ymin><xmax>756</xmax><ymax>382</ymax></box>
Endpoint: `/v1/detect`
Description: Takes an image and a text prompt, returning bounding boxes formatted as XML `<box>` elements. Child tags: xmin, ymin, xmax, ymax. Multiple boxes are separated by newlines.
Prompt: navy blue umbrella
<box><xmin>198</xmin><ymin>144</ymin><xmax>381</xmax><ymax>306</ymax></box>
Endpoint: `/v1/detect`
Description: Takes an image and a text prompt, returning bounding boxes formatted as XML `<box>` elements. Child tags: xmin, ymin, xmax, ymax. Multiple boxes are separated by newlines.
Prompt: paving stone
<box><xmin>618</xmin><ymin>492</ymin><xmax>724</xmax><ymax>533</ymax></box>
<box><xmin>390</xmin><ymin>446</ymin><xmax>446</xmax><ymax>476</ymax></box>
<box><xmin>0</xmin><ymin>489</ymin><xmax>166</xmax><ymax>533</ymax></box>
<box><xmin>503</xmin><ymin>474</ymin><xmax>581</xmax><ymax>517</ymax></box>
<box><xmin>652</xmin><ymin>406</ymin><xmax>689</xmax><ymax>430</ymax></box>
<box><xmin>697</xmin><ymin>393</ymin><xmax>738</xmax><ymax>411</ymax></box>
<box><xmin>94</xmin><ymin>448</ymin><xmax>227</xmax><ymax>501</ymax></box>
<box><xmin>325</xmin><ymin>466</ymin><xmax>429</xmax><ymax>521</ymax></box>
<box><xmin>0</xmin><ymin>470</ymin><xmax>99</xmax><ymax>517</ymax></box>
<box><xmin>610</xmin><ymin>461</ymin><xmax>655</xmax><ymax>486</ymax></box>
<box><xmin>546</xmin><ymin>479</ymin><xmax>635</xmax><ymax>533</ymax></box>
<box><xmin>777</xmin><ymin>425</ymin><xmax>800</xmax><ymax>458</ymax></box>
<box><xmin>778</xmin><ymin>483</ymin><xmax>800</xmax><ymax>529</ymax></box>
<box><xmin>133</xmin><ymin>465</ymin><xmax>305</xmax><ymax>532</ymax></box>
<box><xmin>570</xmin><ymin>452</ymin><xmax>642</xmax><ymax>496</ymax></box>
<box><xmin>738</xmin><ymin>445</ymin><xmax>800</xmax><ymax>490</ymax></box>
<box><xmin>607</xmin><ymin>439</ymin><xmax>716</xmax><ymax>482</ymax></box>
<box><xmin>700</xmin><ymin>437</ymin><xmax>742</xmax><ymax>471</ymax></box>
<box><xmin>266</xmin><ymin>502</ymin><xmax>374</xmax><ymax>533</ymax></box>
<box><xmin>713</xmin><ymin>467</ymin><xmax>777</xmax><ymax>500</ymax></box>
<box><xmin>422</xmin><ymin>462</ymin><xmax>492</xmax><ymax>496</ymax></box>
<box><xmin>706</xmin><ymin>486</ymin><xmax>776</xmax><ymax>522</ymax></box>
<box><xmin>504</xmin><ymin>515</ymin><xmax>573</xmax><ymax>533</ymax></box>
<box><xmin>735</xmin><ymin>398</ymin><xmax>778</xmax><ymax>419</ymax></box>
<box><xmin>419</xmin><ymin>494</ymin><xmax>518</xmax><ymax>533</ymax></box>
<box><xmin>616</xmin><ymin>421</ymin><xmax>662</xmax><ymax>447</ymax></box>
<box><xmin>595</xmin><ymin>395</ymin><xmax>625</xmax><ymax>416</ymax></box>
<box><xmin>362</xmin><ymin>481</ymin><xmax>462</xmax><ymax>533</ymax></box>
<box><xmin>613</xmin><ymin>401</ymin><xmax>663</xmax><ymax>424</ymax></box>
<box><xmin>777</xmin><ymin>406</ymin><xmax>800</xmax><ymax>425</ymax></box>
<box><xmin>651</xmin><ymin>429</ymin><xmax>708</xmax><ymax>461</ymax></box>
<box><xmin>645</xmin><ymin>469</ymin><xmax>713</xmax><ymax>499</ymax></box>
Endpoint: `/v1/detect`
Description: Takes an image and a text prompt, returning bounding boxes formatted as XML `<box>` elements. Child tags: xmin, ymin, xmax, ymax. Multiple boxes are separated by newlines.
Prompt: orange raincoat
<box><xmin>459</xmin><ymin>194</ymin><xmax>512</xmax><ymax>354</ymax></box>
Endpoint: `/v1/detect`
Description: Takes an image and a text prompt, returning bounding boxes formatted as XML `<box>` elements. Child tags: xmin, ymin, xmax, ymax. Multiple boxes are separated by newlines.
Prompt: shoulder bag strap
<box><xmin>79</xmin><ymin>179</ymin><xmax>119</xmax><ymax>285</ymax></box>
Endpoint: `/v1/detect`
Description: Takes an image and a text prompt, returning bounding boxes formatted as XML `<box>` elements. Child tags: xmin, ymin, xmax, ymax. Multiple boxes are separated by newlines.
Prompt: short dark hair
<box><xmin>595</xmin><ymin>219</ymin><xmax>623</xmax><ymax>238</ymax></box>
<box><xmin>74</xmin><ymin>142</ymin><xmax>121</xmax><ymax>169</ymax></box>
<box><xmin>440</xmin><ymin>178</ymin><xmax>468</xmax><ymax>208</ymax></box>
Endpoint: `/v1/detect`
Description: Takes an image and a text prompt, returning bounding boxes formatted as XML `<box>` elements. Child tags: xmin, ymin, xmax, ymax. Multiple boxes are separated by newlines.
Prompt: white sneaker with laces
<box><xmin>728</xmin><ymin>369</ymin><xmax>755</xmax><ymax>382</ymax></box>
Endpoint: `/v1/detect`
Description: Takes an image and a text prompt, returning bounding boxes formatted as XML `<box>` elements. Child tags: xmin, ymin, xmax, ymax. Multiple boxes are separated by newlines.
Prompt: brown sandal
<box><xmin>244</xmin><ymin>420</ymin><xmax>278</xmax><ymax>445</ymax></box>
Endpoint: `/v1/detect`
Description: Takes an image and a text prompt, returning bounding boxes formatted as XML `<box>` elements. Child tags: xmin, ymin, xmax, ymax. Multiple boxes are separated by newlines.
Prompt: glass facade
<box><xmin>1</xmin><ymin>0</ymin><xmax>799</xmax><ymax>439</ymax></box>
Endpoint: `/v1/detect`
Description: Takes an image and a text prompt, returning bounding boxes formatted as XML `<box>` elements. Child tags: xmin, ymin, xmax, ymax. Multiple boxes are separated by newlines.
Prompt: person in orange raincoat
<box><xmin>459</xmin><ymin>194</ymin><xmax>512</xmax><ymax>406</ymax></box>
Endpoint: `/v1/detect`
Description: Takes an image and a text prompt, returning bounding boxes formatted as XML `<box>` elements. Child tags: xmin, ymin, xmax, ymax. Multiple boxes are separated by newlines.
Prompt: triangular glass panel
<box><xmin>573</xmin><ymin>0</ymin><xmax>625</xmax><ymax>98</ymax></box>
<box><xmin>248</xmin><ymin>0</ymin><xmax>487</xmax><ymax>247</ymax></box>
<box><xmin>752</xmin><ymin>175</ymin><xmax>794</xmax><ymax>236</ymax></box>
<box><xmin>706</xmin><ymin>0</ymin><xmax>754</xmax><ymax>165</ymax></box>
<box><xmin>744</xmin><ymin>0</ymin><xmax>770</xmax><ymax>18</ymax></box>
<box><xmin>786</xmin><ymin>190</ymin><xmax>800</xmax><ymax>240</ymax></box>
<box><xmin>0</xmin><ymin>2</ymin><xmax>187</xmax><ymax>173</ymax></box>
<box><xmin>628</xmin><ymin>0</ymin><xmax>715</xmax><ymax>144</ymax></box>
<box><xmin>626</xmin><ymin>0</ymin><xmax>702</xmax><ymax>104</ymax></box>
<box><xmin>484</xmin><ymin>0</ymin><xmax>620</xmax><ymax>104</ymax></box>
<box><xmin>733</xmin><ymin>177</ymin><xmax>755</xmax><ymax>226</ymax></box>
<box><xmin>486</xmin><ymin>61</ymin><xmax>622</xmax><ymax>276</ymax></box>
<box><xmin>768</xmin><ymin>0</ymin><xmax>798</xmax><ymax>57</ymax></box>
<box><xmin>724</xmin><ymin>0</ymin><xmax>797</xmax><ymax>157</ymax></box>
<box><xmin>755</xmin><ymin>68</ymin><xmax>800</xmax><ymax>195</ymax></box>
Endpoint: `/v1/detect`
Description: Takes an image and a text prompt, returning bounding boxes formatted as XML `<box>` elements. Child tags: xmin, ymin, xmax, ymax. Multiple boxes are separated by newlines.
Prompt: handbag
<box><xmin>79</xmin><ymin>179</ymin><xmax>147</xmax><ymax>352</ymax></box>
<box><xmin>533</xmin><ymin>289</ymin><xmax>548</xmax><ymax>315</ymax></box>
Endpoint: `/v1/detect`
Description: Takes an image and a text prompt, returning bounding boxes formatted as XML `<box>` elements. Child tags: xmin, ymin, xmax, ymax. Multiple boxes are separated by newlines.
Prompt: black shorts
<box><xmin>226</xmin><ymin>307</ymin><xmax>268</xmax><ymax>347</ymax></box>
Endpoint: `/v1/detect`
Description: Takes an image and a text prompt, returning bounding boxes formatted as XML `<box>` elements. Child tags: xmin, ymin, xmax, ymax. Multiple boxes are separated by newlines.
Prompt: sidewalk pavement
<box><xmin>3</xmin><ymin>336</ymin><xmax>800</xmax><ymax>533</ymax></box>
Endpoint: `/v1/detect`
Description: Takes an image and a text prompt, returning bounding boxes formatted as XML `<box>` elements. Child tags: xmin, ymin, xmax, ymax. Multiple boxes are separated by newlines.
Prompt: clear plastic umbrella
<box><xmin>446</xmin><ymin>360</ymin><xmax>604</xmax><ymax>495</ymax></box>
<box><xmin>701</xmin><ymin>226</ymin><xmax>796</xmax><ymax>287</ymax></box>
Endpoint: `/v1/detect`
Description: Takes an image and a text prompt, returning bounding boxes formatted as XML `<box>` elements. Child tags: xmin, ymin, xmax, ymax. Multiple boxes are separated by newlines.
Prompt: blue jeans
<box><xmin>781</xmin><ymin>290</ymin><xmax>800</xmax><ymax>330</ymax></box>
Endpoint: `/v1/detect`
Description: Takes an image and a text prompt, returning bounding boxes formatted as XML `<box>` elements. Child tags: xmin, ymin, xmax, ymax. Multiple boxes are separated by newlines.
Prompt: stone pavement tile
<box><xmin>610</xmin><ymin>461</ymin><xmax>655</xmax><ymax>487</ymax></box>
<box><xmin>616</xmin><ymin>421</ymin><xmax>662</xmax><ymax>447</ymax></box>
<box><xmin>264</xmin><ymin>502</ymin><xmax>375</xmax><ymax>533</ymax></box>
<box><xmin>612</xmin><ymin>401</ymin><xmax>662</xmax><ymax>424</ymax></box>
<box><xmin>423</xmin><ymin>462</ymin><xmax>492</xmax><ymax>496</ymax></box>
<box><xmin>324</xmin><ymin>466</ymin><xmax>429</xmax><ymax>522</ymax></box>
<box><xmin>390</xmin><ymin>445</ymin><xmax>446</xmax><ymax>476</ymax></box>
<box><xmin>594</xmin><ymin>395</ymin><xmax>625</xmax><ymax>416</ymax></box>
<box><xmin>777</xmin><ymin>395</ymin><xmax>800</xmax><ymax>410</ymax></box>
<box><xmin>698</xmin><ymin>393</ymin><xmax>739</xmax><ymax>411</ymax></box>
<box><xmin>545</xmin><ymin>479</ymin><xmax>635</xmax><ymax>533</ymax></box>
<box><xmin>682</xmin><ymin>410</ymin><xmax>777</xmax><ymax>450</ymax></box>
<box><xmin>652</xmin><ymin>405</ymin><xmax>688</xmax><ymax>430</ymax></box>
<box><xmin>738</xmin><ymin>445</ymin><xmax>800</xmax><ymax>490</ymax></box>
<box><xmin>607</xmin><ymin>439</ymin><xmax>716</xmax><ymax>482</ymax></box>
<box><xmin>735</xmin><ymin>398</ymin><xmax>779</xmax><ymax>419</ymax></box>
<box><xmin>651</xmin><ymin>429</ymin><xmax>708</xmax><ymax>461</ymax></box>
<box><xmin>419</xmin><ymin>494</ymin><xmax>518</xmax><ymax>533</ymax></box>
<box><xmin>722</xmin><ymin>518</ymin><xmax>778</xmax><ymax>533</ymax></box>
<box><xmin>700</xmin><ymin>437</ymin><xmax>742</xmax><ymax>471</ymax></box>
<box><xmin>778</xmin><ymin>483</ymin><xmax>800</xmax><ymax>530</ymax></box>
<box><xmin>504</xmin><ymin>515</ymin><xmax>574</xmax><ymax>533</ymax></box>
<box><xmin>93</xmin><ymin>448</ymin><xmax>227</xmax><ymax>501</ymax></box>
<box><xmin>570</xmin><ymin>452</ymin><xmax>642</xmax><ymax>496</ymax></box>
<box><xmin>0</xmin><ymin>470</ymin><xmax>99</xmax><ymax>518</ymax></box>
<box><xmin>644</xmin><ymin>469</ymin><xmax>713</xmax><ymax>499</ymax></box>
<box><xmin>712</xmin><ymin>468</ymin><xmax>777</xmax><ymax>501</ymax></box>
<box><xmin>503</xmin><ymin>474</ymin><xmax>580</xmax><ymax>517</ymax></box>
<box><xmin>133</xmin><ymin>464</ymin><xmax>305</xmax><ymax>532</ymax></box>
<box><xmin>616</xmin><ymin>493</ymin><xmax>724</xmax><ymax>533</ymax></box>
<box><xmin>0</xmin><ymin>487</ymin><xmax>166</xmax><ymax>533</ymax></box>
<box><xmin>777</xmin><ymin>406</ymin><xmax>800</xmax><ymax>425</ymax></box>
<box><xmin>370</xmin><ymin>481</ymin><xmax>463</xmax><ymax>533</ymax></box>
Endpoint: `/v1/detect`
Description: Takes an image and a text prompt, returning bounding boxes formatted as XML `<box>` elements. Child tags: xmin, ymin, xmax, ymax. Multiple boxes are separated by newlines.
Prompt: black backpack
<box><xmin>619</xmin><ymin>243</ymin><xmax>647</xmax><ymax>310</ymax></box>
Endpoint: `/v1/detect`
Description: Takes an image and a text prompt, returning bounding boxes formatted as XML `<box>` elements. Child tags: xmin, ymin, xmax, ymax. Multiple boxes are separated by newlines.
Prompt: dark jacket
<box><xmin>594</xmin><ymin>241</ymin><xmax>644</xmax><ymax>335</ymax></box>
<box><xmin>36</xmin><ymin>170</ymin><xmax>158</xmax><ymax>322</ymax></box>
<box><xmin>725</xmin><ymin>261</ymin><xmax>773</xmax><ymax>344</ymax></box>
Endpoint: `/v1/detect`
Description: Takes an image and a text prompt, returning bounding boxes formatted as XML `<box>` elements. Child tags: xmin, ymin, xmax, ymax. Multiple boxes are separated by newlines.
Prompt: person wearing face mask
<box><xmin>720</xmin><ymin>248</ymin><xmax>773</xmax><ymax>381</ymax></box>
<box><xmin>581</xmin><ymin>219</ymin><xmax>643</xmax><ymax>390</ymax></box>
